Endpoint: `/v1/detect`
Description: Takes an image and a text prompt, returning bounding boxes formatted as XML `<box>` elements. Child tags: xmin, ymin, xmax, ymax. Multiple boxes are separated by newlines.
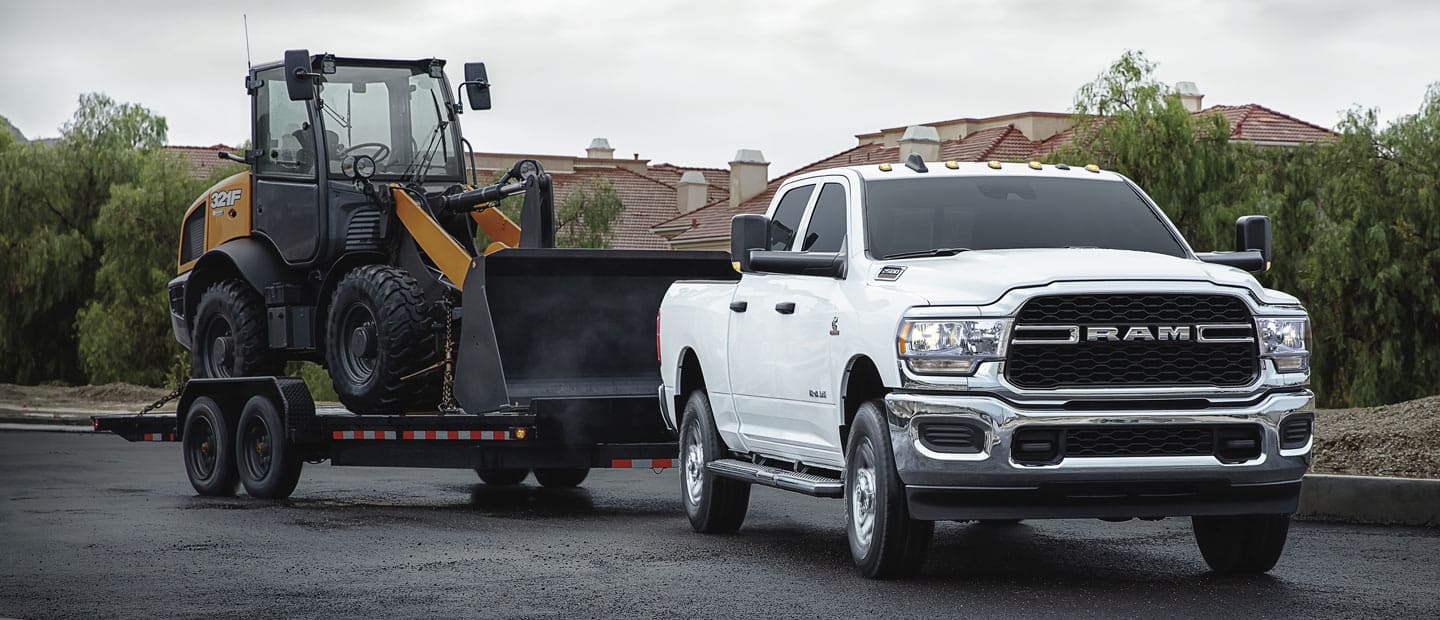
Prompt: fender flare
<box><xmin>184</xmin><ymin>238</ymin><xmax>300</xmax><ymax>320</ymax></box>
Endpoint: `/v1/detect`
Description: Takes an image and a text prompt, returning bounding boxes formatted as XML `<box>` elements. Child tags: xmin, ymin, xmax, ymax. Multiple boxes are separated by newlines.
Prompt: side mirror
<box><xmin>731</xmin><ymin>214</ymin><xmax>768</xmax><ymax>272</ymax></box>
<box><xmin>283</xmin><ymin>49</ymin><xmax>315</xmax><ymax>101</ymax></box>
<box><xmin>464</xmin><ymin>62</ymin><xmax>491</xmax><ymax>110</ymax></box>
<box><xmin>1196</xmin><ymin>215</ymin><xmax>1273</xmax><ymax>273</ymax></box>
<box><xmin>749</xmin><ymin>251</ymin><xmax>847</xmax><ymax>279</ymax></box>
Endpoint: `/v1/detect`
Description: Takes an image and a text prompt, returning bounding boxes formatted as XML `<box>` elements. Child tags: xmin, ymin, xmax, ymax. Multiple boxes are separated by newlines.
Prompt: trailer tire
<box><xmin>679</xmin><ymin>390</ymin><xmax>750</xmax><ymax>534</ymax></box>
<box><xmin>1192</xmin><ymin>514</ymin><xmax>1291</xmax><ymax>574</ymax></box>
<box><xmin>325</xmin><ymin>265</ymin><xmax>440</xmax><ymax>414</ymax></box>
<box><xmin>182</xmin><ymin>397</ymin><xmax>239</xmax><ymax>497</ymax></box>
<box><xmin>534</xmin><ymin>468</ymin><xmax>590</xmax><ymax>488</ymax></box>
<box><xmin>846</xmin><ymin>400</ymin><xmax>933</xmax><ymax>579</ymax></box>
<box><xmin>192</xmin><ymin>280</ymin><xmax>280</xmax><ymax>379</ymax></box>
<box><xmin>235</xmin><ymin>395</ymin><xmax>303</xmax><ymax>500</ymax></box>
<box><xmin>474</xmin><ymin>468</ymin><xmax>530</xmax><ymax>485</ymax></box>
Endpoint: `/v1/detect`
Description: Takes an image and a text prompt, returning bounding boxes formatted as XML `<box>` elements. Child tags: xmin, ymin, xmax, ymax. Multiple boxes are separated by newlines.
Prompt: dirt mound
<box><xmin>1313</xmin><ymin>395</ymin><xmax>1440</xmax><ymax>479</ymax></box>
<box><xmin>0</xmin><ymin>383</ymin><xmax>170</xmax><ymax>409</ymax></box>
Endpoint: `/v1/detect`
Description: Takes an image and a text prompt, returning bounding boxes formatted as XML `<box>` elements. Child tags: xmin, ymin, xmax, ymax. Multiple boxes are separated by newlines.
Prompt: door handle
<box><xmin>774</xmin><ymin>302</ymin><xmax>796</xmax><ymax>315</ymax></box>
<box><xmin>729</xmin><ymin>301</ymin><xmax>748</xmax><ymax>313</ymax></box>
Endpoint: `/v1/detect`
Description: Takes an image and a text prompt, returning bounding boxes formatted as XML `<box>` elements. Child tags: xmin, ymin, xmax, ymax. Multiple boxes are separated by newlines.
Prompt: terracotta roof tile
<box><xmin>164</xmin><ymin>144</ymin><xmax>240</xmax><ymax>180</ymax></box>
<box><xmin>1199</xmin><ymin>104</ymin><xmax>1337</xmax><ymax>144</ymax></box>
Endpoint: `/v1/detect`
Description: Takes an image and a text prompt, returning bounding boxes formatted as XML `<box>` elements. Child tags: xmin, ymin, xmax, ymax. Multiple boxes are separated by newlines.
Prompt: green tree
<box><xmin>480</xmin><ymin>176</ymin><xmax>625</xmax><ymax>249</ymax></box>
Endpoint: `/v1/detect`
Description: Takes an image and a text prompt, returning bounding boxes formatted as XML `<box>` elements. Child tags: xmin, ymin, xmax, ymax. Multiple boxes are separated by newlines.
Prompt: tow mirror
<box><xmin>1197</xmin><ymin>215</ymin><xmax>1272</xmax><ymax>273</ymax></box>
<box><xmin>283</xmin><ymin>49</ymin><xmax>315</xmax><ymax>101</ymax></box>
<box><xmin>731</xmin><ymin>214</ymin><xmax>768</xmax><ymax>272</ymax></box>
<box><xmin>749</xmin><ymin>251</ymin><xmax>847</xmax><ymax>279</ymax></box>
<box><xmin>463</xmin><ymin>62</ymin><xmax>491</xmax><ymax>110</ymax></box>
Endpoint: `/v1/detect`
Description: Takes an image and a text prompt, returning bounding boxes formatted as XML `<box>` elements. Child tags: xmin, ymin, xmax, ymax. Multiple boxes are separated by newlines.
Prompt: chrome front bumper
<box><xmin>885</xmin><ymin>389</ymin><xmax>1314</xmax><ymax>520</ymax></box>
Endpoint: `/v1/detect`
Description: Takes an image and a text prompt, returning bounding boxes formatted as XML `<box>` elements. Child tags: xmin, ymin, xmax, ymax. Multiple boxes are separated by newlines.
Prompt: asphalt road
<box><xmin>2</xmin><ymin>431</ymin><xmax>1437</xmax><ymax>619</ymax></box>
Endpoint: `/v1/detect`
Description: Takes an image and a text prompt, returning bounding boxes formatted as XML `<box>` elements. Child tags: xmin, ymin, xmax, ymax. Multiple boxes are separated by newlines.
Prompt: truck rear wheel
<box><xmin>182</xmin><ymin>397</ymin><xmax>239</xmax><ymax>497</ymax></box>
<box><xmin>846</xmin><ymin>400</ymin><xmax>933</xmax><ymax>579</ymax></box>
<box><xmin>192</xmin><ymin>280</ymin><xmax>279</xmax><ymax>379</ymax></box>
<box><xmin>679</xmin><ymin>390</ymin><xmax>750</xmax><ymax>534</ymax></box>
<box><xmin>475</xmin><ymin>468</ymin><xmax>529</xmax><ymax>485</ymax></box>
<box><xmin>534</xmin><ymin>468</ymin><xmax>590</xmax><ymax>488</ymax></box>
<box><xmin>325</xmin><ymin>265</ymin><xmax>440</xmax><ymax>414</ymax></box>
<box><xmin>235</xmin><ymin>395</ymin><xmax>303</xmax><ymax>500</ymax></box>
<box><xmin>1192</xmin><ymin>514</ymin><xmax>1291</xmax><ymax>574</ymax></box>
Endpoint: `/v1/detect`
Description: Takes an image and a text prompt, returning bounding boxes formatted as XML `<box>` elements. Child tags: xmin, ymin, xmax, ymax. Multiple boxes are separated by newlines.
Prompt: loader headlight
<box><xmin>1258</xmin><ymin>317</ymin><xmax>1311</xmax><ymax>372</ymax></box>
<box><xmin>897</xmin><ymin>318</ymin><xmax>1012</xmax><ymax>375</ymax></box>
<box><xmin>342</xmin><ymin>154</ymin><xmax>376</xmax><ymax>180</ymax></box>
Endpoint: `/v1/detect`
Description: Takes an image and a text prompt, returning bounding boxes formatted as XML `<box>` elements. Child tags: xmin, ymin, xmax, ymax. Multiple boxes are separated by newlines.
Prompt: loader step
<box><xmin>706</xmin><ymin>459</ymin><xmax>844</xmax><ymax>498</ymax></box>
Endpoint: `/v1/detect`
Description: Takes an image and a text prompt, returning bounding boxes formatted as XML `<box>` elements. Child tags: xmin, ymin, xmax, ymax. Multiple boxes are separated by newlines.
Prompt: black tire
<box><xmin>846</xmin><ymin>400</ymin><xmax>933</xmax><ymax>579</ymax></box>
<box><xmin>1192</xmin><ymin>514</ymin><xmax>1292</xmax><ymax>574</ymax></box>
<box><xmin>534</xmin><ymin>468</ymin><xmax>590</xmax><ymax>488</ymax></box>
<box><xmin>182</xmin><ymin>397</ymin><xmax>239</xmax><ymax>497</ymax></box>
<box><xmin>234</xmin><ymin>395</ymin><xmax>303</xmax><ymax>500</ymax></box>
<box><xmin>475</xmin><ymin>468</ymin><xmax>530</xmax><ymax>486</ymax></box>
<box><xmin>191</xmin><ymin>280</ymin><xmax>280</xmax><ymax>379</ymax></box>
<box><xmin>324</xmin><ymin>265</ymin><xmax>440</xmax><ymax>413</ymax></box>
<box><xmin>679</xmin><ymin>390</ymin><xmax>750</xmax><ymax>534</ymax></box>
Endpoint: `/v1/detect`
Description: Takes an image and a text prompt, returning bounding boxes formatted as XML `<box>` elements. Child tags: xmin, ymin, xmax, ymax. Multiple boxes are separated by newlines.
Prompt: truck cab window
<box><xmin>769</xmin><ymin>185</ymin><xmax>814</xmax><ymax>251</ymax></box>
<box><xmin>255</xmin><ymin>68</ymin><xmax>316</xmax><ymax>179</ymax></box>
<box><xmin>801</xmin><ymin>183</ymin><xmax>847</xmax><ymax>252</ymax></box>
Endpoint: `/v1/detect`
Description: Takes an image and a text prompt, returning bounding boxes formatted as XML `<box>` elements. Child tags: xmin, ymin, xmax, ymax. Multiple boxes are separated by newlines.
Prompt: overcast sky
<box><xmin>3</xmin><ymin>0</ymin><xmax>1437</xmax><ymax>173</ymax></box>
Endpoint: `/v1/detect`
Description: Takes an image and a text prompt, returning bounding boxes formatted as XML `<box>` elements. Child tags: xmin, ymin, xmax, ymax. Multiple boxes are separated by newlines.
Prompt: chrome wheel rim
<box><xmin>850</xmin><ymin>442</ymin><xmax>877</xmax><ymax>554</ymax></box>
<box><xmin>683</xmin><ymin>426</ymin><xmax>705</xmax><ymax>507</ymax></box>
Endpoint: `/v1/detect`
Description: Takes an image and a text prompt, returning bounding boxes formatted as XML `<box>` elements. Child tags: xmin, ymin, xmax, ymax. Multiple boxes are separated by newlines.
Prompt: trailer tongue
<box><xmin>96</xmin><ymin>247</ymin><xmax>737</xmax><ymax>497</ymax></box>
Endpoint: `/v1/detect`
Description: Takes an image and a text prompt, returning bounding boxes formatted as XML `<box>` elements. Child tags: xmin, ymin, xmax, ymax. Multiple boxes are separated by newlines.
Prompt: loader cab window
<box><xmin>254</xmin><ymin>68</ymin><xmax>317</xmax><ymax>179</ymax></box>
<box><xmin>314</xmin><ymin>64</ymin><xmax>462</xmax><ymax>182</ymax></box>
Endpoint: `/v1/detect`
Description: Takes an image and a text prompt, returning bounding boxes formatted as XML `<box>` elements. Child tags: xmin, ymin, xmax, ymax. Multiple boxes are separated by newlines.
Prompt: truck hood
<box><xmin>875</xmin><ymin>248</ymin><xmax>1299</xmax><ymax>307</ymax></box>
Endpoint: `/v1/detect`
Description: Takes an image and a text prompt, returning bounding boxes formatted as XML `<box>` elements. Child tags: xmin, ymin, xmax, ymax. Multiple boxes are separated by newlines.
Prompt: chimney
<box><xmin>676</xmin><ymin>170</ymin><xmax>709</xmax><ymax>214</ymax></box>
<box><xmin>1176</xmin><ymin>82</ymin><xmax>1204</xmax><ymax>113</ymax></box>
<box><xmin>897</xmin><ymin>125</ymin><xmax>941</xmax><ymax>162</ymax></box>
<box><xmin>729</xmin><ymin>149</ymin><xmax>769</xmax><ymax>209</ymax></box>
<box><xmin>586</xmin><ymin>137</ymin><xmax>615</xmax><ymax>159</ymax></box>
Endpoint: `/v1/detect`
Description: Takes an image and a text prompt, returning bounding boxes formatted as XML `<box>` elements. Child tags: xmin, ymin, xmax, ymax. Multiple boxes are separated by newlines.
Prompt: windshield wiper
<box><xmin>881</xmin><ymin>247</ymin><xmax>971</xmax><ymax>260</ymax></box>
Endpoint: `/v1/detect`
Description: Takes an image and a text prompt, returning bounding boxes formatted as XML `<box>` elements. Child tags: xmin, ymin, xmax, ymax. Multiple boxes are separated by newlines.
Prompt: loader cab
<box><xmin>247</xmin><ymin>53</ymin><xmax>467</xmax><ymax>268</ymax></box>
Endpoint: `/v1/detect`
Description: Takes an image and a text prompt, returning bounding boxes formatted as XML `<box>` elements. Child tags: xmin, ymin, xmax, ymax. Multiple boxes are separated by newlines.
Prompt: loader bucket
<box><xmin>453</xmin><ymin>249</ymin><xmax>736</xmax><ymax>413</ymax></box>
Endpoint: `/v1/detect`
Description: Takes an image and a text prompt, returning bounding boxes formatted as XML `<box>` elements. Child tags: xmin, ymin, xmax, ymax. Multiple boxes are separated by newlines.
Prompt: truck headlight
<box><xmin>897</xmin><ymin>318</ymin><xmax>1012</xmax><ymax>375</ymax></box>
<box><xmin>1258</xmin><ymin>317</ymin><xmax>1311</xmax><ymax>372</ymax></box>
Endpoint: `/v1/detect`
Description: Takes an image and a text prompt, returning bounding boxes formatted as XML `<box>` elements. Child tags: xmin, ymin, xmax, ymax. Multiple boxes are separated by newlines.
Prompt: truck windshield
<box><xmin>863</xmin><ymin>176</ymin><xmax>1187</xmax><ymax>259</ymax></box>
<box><xmin>315</xmin><ymin>64</ymin><xmax>461</xmax><ymax>181</ymax></box>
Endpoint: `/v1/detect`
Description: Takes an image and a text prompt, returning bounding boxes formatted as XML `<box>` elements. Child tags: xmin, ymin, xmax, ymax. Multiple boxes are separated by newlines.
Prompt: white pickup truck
<box><xmin>656</xmin><ymin>155</ymin><xmax>1314</xmax><ymax>578</ymax></box>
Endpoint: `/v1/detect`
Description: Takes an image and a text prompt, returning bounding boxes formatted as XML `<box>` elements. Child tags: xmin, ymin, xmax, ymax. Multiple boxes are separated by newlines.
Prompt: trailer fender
<box><xmin>176</xmin><ymin>377</ymin><xmax>317</xmax><ymax>444</ymax></box>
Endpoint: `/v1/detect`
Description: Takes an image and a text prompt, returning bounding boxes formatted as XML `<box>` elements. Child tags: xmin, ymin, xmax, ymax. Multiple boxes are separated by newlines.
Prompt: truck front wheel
<box><xmin>679</xmin><ymin>390</ymin><xmax>750</xmax><ymax>533</ymax></box>
<box><xmin>1192</xmin><ymin>514</ymin><xmax>1291</xmax><ymax>574</ymax></box>
<box><xmin>846</xmin><ymin>400</ymin><xmax>933</xmax><ymax>579</ymax></box>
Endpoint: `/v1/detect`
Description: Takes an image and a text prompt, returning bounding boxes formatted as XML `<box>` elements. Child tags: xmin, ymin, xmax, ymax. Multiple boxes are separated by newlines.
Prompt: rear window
<box><xmin>863</xmin><ymin>176</ymin><xmax>1187</xmax><ymax>259</ymax></box>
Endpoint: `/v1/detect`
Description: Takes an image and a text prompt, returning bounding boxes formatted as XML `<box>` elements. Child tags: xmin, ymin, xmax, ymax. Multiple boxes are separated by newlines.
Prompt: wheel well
<box><xmin>675</xmin><ymin>348</ymin><xmax>705</xmax><ymax>430</ymax></box>
<box><xmin>840</xmin><ymin>355</ymin><xmax>887</xmax><ymax>448</ymax></box>
<box><xmin>184</xmin><ymin>255</ymin><xmax>244</xmax><ymax>323</ymax></box>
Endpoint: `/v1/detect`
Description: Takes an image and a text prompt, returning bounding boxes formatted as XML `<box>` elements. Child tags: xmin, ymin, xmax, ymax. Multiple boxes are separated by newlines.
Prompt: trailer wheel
<box><xmin>235</xmin><ymin>395</ymin><xmax>303</xmax><ymax>500</ymax></box>
<box><xmin>192</xmin><ymin>280</ymin><xmax>279</xmax><ymax>379</ymax></box>
<box><xmin>679</xmin><ymin>390</ymin><xmax>750</xmax><ymax>534</ymax></box>
<box><xmin>474</xmin><ymin>468</ymin><xmax>530</xmax><ymax>486</ymax></box>
<box><xmin>325</xmin><ymin>265</ymin><xmax>440</xmax><ymax>414</ymax></box>
<box><xmin>534</xmin><ymin>468</ymin><xmax>590</xmax><ymax>488</ymax></box>
<box><xmin>846</xmin><ymin>400</ymin><xmax>933</xmax><ymax>579</ymax></box>
<box><xmin>1192</xmin><ymin>514</ymin><xmax>1291</xmax><ymax>574</ymax></box>
<box><xmin>182</xmin><ymin>397</ymin><xmax>239</xmax><ymax>497</ymax></box>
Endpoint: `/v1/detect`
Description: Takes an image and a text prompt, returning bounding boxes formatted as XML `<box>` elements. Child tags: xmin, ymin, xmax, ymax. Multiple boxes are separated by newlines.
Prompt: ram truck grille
<box><xmin>1006</xmin><ymin>293</ymin><xmax>1259</xmax><ymax>389</ymax></box>
<box><xmin>1012</xmin><ymin>424</ymin><xmax>1263</xmax><ymax>465</ymax></box>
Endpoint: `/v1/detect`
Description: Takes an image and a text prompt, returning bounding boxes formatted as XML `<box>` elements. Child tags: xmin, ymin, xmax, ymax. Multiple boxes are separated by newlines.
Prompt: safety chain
<box><xmin>138</xmin><ymin>380</ymin><xmax>187</xmax><ymax>416</ymax></box>
<box><xmin>438</xmin><ymin>294</ymin><xmax>461</xmax><ymax>414</ymax></box>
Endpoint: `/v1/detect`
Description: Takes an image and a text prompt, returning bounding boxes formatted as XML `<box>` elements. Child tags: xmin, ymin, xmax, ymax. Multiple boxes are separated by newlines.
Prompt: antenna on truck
<box><xmin>243</xmin><ymin>14</ymin><xmax>253</xmax><ymax>69</ymax></box>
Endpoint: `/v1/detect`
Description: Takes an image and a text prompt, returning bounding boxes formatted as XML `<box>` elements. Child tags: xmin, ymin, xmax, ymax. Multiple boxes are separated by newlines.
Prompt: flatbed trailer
<box><xmin>94</xmin><ymin>248</ymin><xmax>734</xmax><ymax>498</ymax></box>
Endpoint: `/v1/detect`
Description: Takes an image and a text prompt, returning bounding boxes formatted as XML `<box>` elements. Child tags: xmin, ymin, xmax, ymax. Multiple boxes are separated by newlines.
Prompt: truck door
<box><xmin>752</xmin><ymin>180</ymin><xmax>850</xmax><ymax>464</ymax></box>
<box><xmin>728</xmin><ymin>183</ymin><xmax>815</xmax><ymax>451</ymax></box>
<box><xmin>250</xmin><ymin>66</ymin><xmax>324</xmax><ymax>266</ymax></box>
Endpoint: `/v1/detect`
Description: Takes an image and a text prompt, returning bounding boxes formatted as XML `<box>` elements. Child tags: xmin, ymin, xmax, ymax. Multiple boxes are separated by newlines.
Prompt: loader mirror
<box><xmin>463</xmin><ymin>62</ymin><xmax>491</xmax><ymax>110</ymax></box>
<box><xmin>730</xmin><ymin>214</ymin><xmax>769</xmax><ymax>273</ymax></box>
<box><xmin>283</xmin><ymin>49</ymin><xmax>315</xmax><ymax>101</ymax></box>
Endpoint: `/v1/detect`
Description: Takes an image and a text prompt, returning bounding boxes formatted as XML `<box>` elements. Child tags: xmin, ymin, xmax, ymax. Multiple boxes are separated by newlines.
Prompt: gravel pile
<box><xmin>1313</xmin><ymin>395</ymin><xmax>1440</xmax><ymax>479</ymax></box>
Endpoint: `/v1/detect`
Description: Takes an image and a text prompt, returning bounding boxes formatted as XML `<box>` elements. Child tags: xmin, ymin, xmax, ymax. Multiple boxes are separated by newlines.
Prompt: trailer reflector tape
<box><xmin>610</xmin><ymin>458</ymin><xmax>674</xmax><ymax>469</ymax></box>
<box><xmin>141</xmin><ymin>432</ymin><xmax>175</xmax><ymax>442</ymax></box>
<box><xmin>330</xmin><ymin>430</ymin><xmax>398</xmax><ymax>440</ymax></box>
<box><xmin>400</xmin><ymin>430</ymin><xmax>513</xmax><ymax>441</ymax></box>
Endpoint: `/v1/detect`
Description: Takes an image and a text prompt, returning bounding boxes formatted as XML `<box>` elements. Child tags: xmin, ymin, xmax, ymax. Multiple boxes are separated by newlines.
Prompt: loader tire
<box><xmin>325</xmin><ymin>265</ymin><xmax>441</xmax><ymax>414</ymax></box>
<box><xmin>192</xmin><ymin>280</ymin><xmax>280</xmax><ymax>379</ymax></box>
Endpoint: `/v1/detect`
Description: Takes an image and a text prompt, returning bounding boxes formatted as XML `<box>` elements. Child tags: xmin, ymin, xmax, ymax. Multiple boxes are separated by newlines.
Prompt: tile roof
<box><xmin>548</xmin><ymin>163</ymin><xmax>731</xmax><ymax>249</ymax></box>
<box><xmin>164</xmin><ymin>144</ymin><xmax>240</xmax><ymax>180</ymax></box>
<box><xmin>1200</xmin><ymin>104</ymin><xmax>1338</xmax><ymax>144</ymax></box>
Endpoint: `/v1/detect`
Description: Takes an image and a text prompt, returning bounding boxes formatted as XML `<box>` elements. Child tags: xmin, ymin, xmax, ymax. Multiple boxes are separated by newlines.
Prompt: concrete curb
<box><xmin>1297</xmin><ymin>474</ymin><xmax>1440</xmax><ymax>528</ymax></box>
